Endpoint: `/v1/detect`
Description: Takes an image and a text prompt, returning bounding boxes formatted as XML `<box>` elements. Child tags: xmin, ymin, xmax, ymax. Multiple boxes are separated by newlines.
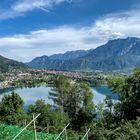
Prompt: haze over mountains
<box><xmin>27</xmin><ymin>37</ymin><xmax>140</xmax><ymax>71</ymax></box>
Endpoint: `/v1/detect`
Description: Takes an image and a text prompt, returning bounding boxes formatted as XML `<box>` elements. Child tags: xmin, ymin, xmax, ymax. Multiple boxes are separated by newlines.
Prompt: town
<box><xmin>0</xmin><ymin>69</ymin><xmax>80</xmax><ymax>89</ymax></box>
<box><xmin>0</xmin><ymin>68</ymin><xmax>106</xmax><ymax>89</ymax></box>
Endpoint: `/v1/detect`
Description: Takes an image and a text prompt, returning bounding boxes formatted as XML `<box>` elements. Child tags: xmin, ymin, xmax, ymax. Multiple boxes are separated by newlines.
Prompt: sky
<box><xmin>0</xmin><ymin>0</ymin><xmax>140</xmax><ymax>62</ymax></box>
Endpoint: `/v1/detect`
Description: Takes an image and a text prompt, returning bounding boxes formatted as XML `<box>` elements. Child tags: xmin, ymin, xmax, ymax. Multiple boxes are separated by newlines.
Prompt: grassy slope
<box><xmin>0</xmin><ymin>124</ymin><xmax>62</xmax><ymax>140</ymax></box>
<box><xmin>0</xmin><ymin>55</ymin><xmax>27</xmax><ymax>73</ymax></box>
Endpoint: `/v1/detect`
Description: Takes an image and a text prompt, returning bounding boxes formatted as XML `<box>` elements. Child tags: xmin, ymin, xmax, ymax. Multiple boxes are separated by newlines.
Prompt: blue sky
<box><xmin>0</xmin><ymin>0</ymin><xmax>140</xmax><ymax>62</ymax></box>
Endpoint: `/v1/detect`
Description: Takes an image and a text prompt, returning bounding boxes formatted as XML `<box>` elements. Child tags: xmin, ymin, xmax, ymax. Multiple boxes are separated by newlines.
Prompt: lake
<box><xmin>0</xmin><ymin>85</ymin><xmax>118</xmax><ymax>106</ymax></box>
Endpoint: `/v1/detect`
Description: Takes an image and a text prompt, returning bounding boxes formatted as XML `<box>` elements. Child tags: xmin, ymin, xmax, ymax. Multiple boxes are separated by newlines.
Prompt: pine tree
<box><xmin>0</xmin><ymin>92</ymin><xmax>26</xmax><ymax>124</ymax></box>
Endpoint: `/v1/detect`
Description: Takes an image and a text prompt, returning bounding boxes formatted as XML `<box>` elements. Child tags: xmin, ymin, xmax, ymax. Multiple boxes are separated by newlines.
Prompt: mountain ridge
<box><xmin>49</xmin><ymin>50</ymin><xmax>91</xmax><ymax>60</ymax></box>
<box><xmin>27</xmin><ymin>37</ymin><xmax>140</xmax><ymax>71</ymax></box>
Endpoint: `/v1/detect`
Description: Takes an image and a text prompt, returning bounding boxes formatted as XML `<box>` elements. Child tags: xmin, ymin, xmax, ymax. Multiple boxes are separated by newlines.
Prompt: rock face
<box><xmin>49</xmin><ymin>50</ymin><xmax>90</xmax><ymax>60</ymax></box>
<box><xmin>27</xmin><ymin>37</ymin><xmax>140</xmax><ymax>71</ymax></box>
<box><xmin>0</xmin><ymin>55</ymin><xmax>27</xmax><ymax>73</ymax></box>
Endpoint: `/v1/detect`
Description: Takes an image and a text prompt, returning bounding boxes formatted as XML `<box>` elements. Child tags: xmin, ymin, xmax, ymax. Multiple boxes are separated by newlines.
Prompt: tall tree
<box><xmin>108</xmin><ymin>68</ymin><xmax>140</xmax><ymax>120</ymax></box>
<box><xmin>49</xmin><ymin>75</ymin><xmax>71</xmax><ymax>127</ymax></box>
<box><xmin>0</xmin><ymin>92</ymin><xmax>26</xmax><ymax>125</ymax></box>
<box><xmin>49</xmin><ymin>75</ymin><xmax>71</xmax><ymax>115</ymax></box>
<box><xmin>50</xmin><ymin>75</ymin><xmax>95</xmax><ymax>130</ymax></box>
<box><xmin>69</xmin><ymin>83</ymin><xmax>95</xmax><ymax>130</ymax></box>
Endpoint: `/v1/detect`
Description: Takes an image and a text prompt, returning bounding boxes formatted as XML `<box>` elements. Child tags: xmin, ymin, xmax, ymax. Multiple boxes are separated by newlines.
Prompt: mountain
<box><xmin>0</xmin><ymin>55</ymin><xmax>27</xmax><ymax>73</ymax></box>
<box><xmin>49</xmin><ymin>50</ymin><xmax>90</xmax><ymax>60</ymax></box>
<box><xmin>27</xmin><ymin>37</ymin><xmax>140</xmax><ymax>71</ymax></box>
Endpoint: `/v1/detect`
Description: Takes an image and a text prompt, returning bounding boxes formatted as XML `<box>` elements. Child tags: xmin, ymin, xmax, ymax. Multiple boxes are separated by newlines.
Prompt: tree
<box><xmin>102</xmin><ymin>95</ymin><xmax>115</xmax><ymax>129</ymax></box>
<box><xmin>49</xmin><ymin>75</ymin><xmax>71</xmax><ymax>116</ymax></box>
<box><xmin>0</xmin><ymin>92</ymin><xmax>26</xmax><ymax>125</ymax></box>
<box><xmin>108</xmin><ymin>68</ymin><xmax>140</xmax><ymax>120</ymax></box>
<box><xmin>73</xmin><ymin>83</ymin><xmax>95</xmax><ymax>130</ymax></box>
<box><xmin>89</xmin><ymin>117</ymin><xmax>140</xmax><ymax>140</ymax></box>
<box><xmin>80</xmin><ymin>83</ymin><xmax>95</xmax><ymax>112</ymax></box>
<box><xmin>28</xmin><ymin>100</ymin><xmax>51</xmax><ymax>127</ymax></box>
<box><xmin>28</xmin><ymin>99</ymin><xmax>69</xmax><ymax>131</ymax></box>
<box><xmin>49</xmin><ymin>76</ymin><xmax>95</xmax><ymax>130</ymax></box>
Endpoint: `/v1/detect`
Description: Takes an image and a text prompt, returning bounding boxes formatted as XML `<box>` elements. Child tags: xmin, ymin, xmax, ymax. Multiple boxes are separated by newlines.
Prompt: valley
<box><xmin>0</xmin><ymin>0</ymin><xmax>140</xmax><ymax>138</ymax></box>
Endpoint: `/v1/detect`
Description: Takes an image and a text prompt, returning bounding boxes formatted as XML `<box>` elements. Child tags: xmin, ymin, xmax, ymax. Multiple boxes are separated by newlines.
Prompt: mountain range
<box><xmin>27</xmin><ymin>37</ymin><xmax>140</xmax><ymax>71</ymax></box>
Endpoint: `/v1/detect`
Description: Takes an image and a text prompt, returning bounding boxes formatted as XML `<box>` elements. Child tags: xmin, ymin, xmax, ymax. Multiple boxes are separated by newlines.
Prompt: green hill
<box><xmin>0</xmin><ymin>55</ymin><xmax>27</xmax><ymax>73</ymax></box>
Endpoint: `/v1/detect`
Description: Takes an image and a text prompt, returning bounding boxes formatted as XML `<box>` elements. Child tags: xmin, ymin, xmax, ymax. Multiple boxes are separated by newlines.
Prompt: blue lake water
<box><xmin>0</xmin><ymin>85</ymin><xmax>118</xmax><ymax>106</ymax></box>
<box><xmin>93</xmin><ymin>85</ymin><xmax>118</xmax><ymax>104</ymax></box>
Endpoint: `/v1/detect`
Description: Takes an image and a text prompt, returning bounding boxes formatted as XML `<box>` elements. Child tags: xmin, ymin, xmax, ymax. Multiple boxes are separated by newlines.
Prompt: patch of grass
<box><xmin>0</xmin><ymin>124</ymin><xmax>62</xmax><ymax>140</ymax></box>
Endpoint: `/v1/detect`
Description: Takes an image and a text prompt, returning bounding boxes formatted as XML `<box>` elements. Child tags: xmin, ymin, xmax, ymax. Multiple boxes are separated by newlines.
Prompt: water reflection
<box><xmin>0</xmin><ymin>85</ymin><xmax>118</xmax><ymax>106</ymax></box>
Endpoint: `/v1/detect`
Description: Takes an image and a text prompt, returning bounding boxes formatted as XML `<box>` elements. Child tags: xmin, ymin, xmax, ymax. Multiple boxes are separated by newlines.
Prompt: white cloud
<box><xmin>0</xmin><ymin>0</ymin><xmax>71</xmax><ymax>19</ymax></box>
<box><xmin>0</xmin><ymin>26</ymin><xmax>104</xmax><ymax>62</ymax></box>
<box><xmin>0</xmin><ymin>5</ymin><xmax>140</xmax><ymax>62</ymax></box>
<box><xmin>94</xmin><ymin>9</ymin><xmax>140</xmax><ymax>39</ymax></box>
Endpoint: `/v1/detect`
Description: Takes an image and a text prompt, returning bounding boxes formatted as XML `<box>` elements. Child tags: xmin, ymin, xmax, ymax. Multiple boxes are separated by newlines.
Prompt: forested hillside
<box><xmin>0</xmin><ymin>55</ymin><xmax>27</xmax><ymax>73</ymax></box>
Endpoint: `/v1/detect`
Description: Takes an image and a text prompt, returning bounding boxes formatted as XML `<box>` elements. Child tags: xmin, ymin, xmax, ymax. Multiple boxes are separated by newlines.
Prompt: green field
<box><xmin>0</xmin><ymin>124</ymin><xmax>62</xmax><ymax>140</ymax></box>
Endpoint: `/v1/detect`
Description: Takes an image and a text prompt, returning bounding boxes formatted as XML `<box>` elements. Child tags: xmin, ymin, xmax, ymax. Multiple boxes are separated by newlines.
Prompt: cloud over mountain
<box><xmin>0</xmin><ymin>1</ymin><xmax>140</xmax><ymax>62</ymax></box>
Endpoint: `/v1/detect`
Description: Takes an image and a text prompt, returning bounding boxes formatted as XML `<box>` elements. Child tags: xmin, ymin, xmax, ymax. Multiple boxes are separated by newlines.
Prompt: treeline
<box><xmin>12</xmin><ymin>77</ymin><xmax>48</xmax><ymax>88</ymax></box>
<box><xmin>77</xmin><ymin>72</ymin><xmax>106</xmax><ymax>86</ymax></box>
<box><xmin>11</xmin><ymin>75</ymin><xmax>56</xmax><ymax>88</ymax></box>
<box><xmin>0</xmin><ymin>70</ymin><xmax>140</xmax><ymax>139</ymax></box>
